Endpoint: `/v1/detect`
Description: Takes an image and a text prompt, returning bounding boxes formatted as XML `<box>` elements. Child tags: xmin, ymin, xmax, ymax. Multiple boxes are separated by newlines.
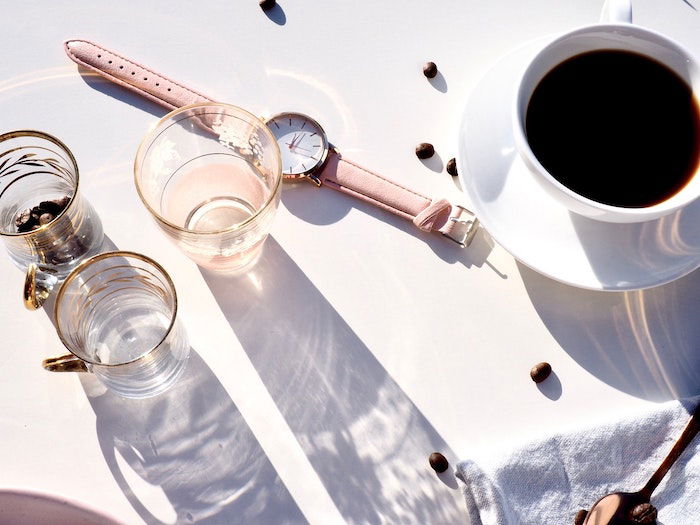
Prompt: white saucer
<box><xmin>457</xmin><ymin>36</ymin><xmax>700</xmax><ymax>291</ymax></box>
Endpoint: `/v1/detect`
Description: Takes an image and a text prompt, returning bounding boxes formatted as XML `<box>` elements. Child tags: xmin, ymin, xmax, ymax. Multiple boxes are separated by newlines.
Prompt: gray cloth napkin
<box><xmin>456</xmin><ymin>397</ymin><xmax>699</xmax><ymax>524</ymax></box>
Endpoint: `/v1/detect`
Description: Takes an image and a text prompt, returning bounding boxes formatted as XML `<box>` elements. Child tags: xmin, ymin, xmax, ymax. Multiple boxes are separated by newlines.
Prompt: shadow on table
<box><xmin>200</xmin><ymin>237</ymin><xmax>464</xmax><ymax>525</ymax></box>
<box><xmin>80</xmin><ymin>349</ymin><xmax>306</xmax><ymax>525</ymax></box>
<box><xmin>77</xmin><ymin>67</ymin><xmax>168</xmax><ymax>118</ymax></box>
<box><xmin>37</xmin><ymin>236</ymin><xmax>304</xmax><ymax>524</ymax></box>
<box><xmin>520</xmin><ymin>263</ymin><xmax>700</xmax><ymax>401</ymax></box>
<box><xmin>282</xmin><ymin>183</ymin><xmax>500</xmax><ymax>276</ymax></box>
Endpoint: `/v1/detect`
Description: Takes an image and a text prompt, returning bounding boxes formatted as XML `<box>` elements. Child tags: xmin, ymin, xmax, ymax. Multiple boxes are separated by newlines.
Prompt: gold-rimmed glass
<box><xmin>0</xmin><ymin>130</ymin><xmax>103</xmax><ymax>275</ymax></box>
<box><xmin>48</xmin><ymin>251</ymin><xmax>189</xmax><ymax>398</ymax></box>
<box><xmin>134</xmin><ymin>103</ymin><xmax>282</xmax><ymax>273</ymax></box>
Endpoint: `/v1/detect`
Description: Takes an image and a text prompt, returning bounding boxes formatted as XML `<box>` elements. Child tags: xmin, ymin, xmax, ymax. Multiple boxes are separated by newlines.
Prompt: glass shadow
<box><xmin>80</xmin><ymin>349</ymin><xmax>306</xmax><ymax>525</ymax></box>
<box><xmin>200</xmin><ymin>237</ymin><xmax>464</xmax><ymax>525</ymax></box>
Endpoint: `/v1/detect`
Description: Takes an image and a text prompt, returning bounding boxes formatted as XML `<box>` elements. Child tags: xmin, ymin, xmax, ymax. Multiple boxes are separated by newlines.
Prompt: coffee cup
<box><xmin>513</xmin><ymin>0</ymin><xmax>700</xmax><ymax>223</ymax></box>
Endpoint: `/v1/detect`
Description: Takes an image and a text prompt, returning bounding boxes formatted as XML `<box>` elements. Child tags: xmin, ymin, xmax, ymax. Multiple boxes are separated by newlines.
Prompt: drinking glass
<box><xmin>29</xmin><ymin>251</ymin><xmax>189</xmax><ymax>399</ymax></box>
<box><xmin>0</xmin><ymin>130</ymin><xmax>103</xmax><ymax>275</ymax></box>
<box><xmin>134</xmin><ymin>103</ymin><xmax>282</xmax><ymax>273</ymax></box>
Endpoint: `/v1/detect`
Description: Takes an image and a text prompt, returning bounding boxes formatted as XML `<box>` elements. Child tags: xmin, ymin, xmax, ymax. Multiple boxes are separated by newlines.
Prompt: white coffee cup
<box><xmin>513</xmin><ymin>0</ymin><xmax>700</xmax><ymax>223</ymax></box>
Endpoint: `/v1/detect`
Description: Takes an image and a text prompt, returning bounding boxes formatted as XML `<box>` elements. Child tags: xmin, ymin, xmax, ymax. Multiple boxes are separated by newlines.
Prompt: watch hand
<box><xmin>288</xmin><ymin>133</ymin><xmax>298</xmax><ymax>149</ymax></box>
<box><xmin>290</xmin><ymin>145</ymin><xmax>314</xmax><ymax>155</ymax></box>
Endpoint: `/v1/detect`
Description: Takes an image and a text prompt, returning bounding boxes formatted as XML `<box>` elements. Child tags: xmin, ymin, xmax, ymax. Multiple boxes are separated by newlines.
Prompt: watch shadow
<box><xmin>75</xmin><ymin>67</ymin><xmax>168</xmax><ymax>118</ymax></box>
<box><xmin>281</xmin><ymin>183</ymin><xmax>500</xmax><ymax>275</ymax></box>
<box><xmin>199</xmin><ymin>236</ymin><xmax>466</xmax><ymax>525</ymax></box>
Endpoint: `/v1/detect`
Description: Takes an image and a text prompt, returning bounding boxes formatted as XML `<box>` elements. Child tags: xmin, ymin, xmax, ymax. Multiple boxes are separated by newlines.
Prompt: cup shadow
<box><xmin>37</xmin><ymin>235</ymin><xmax>304</xmax><ymax>524</ymax></box>
<box><xmin>519</xmin><ymin>263</ymin><xmax>700</xmax><ymax>401</ymax></box>
<box><xmin>80</xmin><ymin>349</ymin><xmax>306</xmax><ymax>525</ymax></box>
<box><xmin>281</xmin><ymin>183</ymin><xmax>497</xmax><ymax>273</ymax></box>
<box><xmin>199</xmin><ymin>237</ymin><xmax>465</xmax><ymax>525</ymax></box>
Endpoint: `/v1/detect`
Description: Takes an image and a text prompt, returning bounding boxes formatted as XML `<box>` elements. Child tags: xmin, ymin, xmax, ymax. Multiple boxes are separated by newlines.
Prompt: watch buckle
<box><xmin>442</xmin><ymin>205</ymin><xmax>479</xmax><ymax>248</ymax></box>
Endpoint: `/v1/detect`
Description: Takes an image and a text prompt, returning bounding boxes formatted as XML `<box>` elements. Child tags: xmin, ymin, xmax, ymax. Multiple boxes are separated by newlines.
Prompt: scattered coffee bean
<box><xmin>259</xmin><ymin>0</ymin><xmax>276</xmax><ymax>10</ymax></box>
<box><xmin>530</xmin><ymin>362</ymin><xmax>552</xmax><ymax>383</ymax></box>
<box><xmin>630</xmin><ymin>502</ymin><xmax>657</xmax><ymax>524</ymax></box>
<box><xmin>415</xmin><ymin>142</ymin><xmax>435</xmax><ymax>160</ymax></box>
<box><xmin>39</xmin><ymin>213</ymin><xmax>54</xmax><ymax>225</ymax></box>
<box><xmin>428</xmin><ymin>452</ymin><xmax>449</xmax><ymax>473</ymax></box>
<box><xmin>574</xmin><ymin>509</ymin><xmax>588</xmax><ymax>525</ymax></box>
<box><xmin>446</xmin><ymin>158</ymin><xmax>458</xmax><ymax>176</ymax></box>
<box><xmin>423</xmin><ymin>61</ymin><xmax>438</xmax><ymax>79</ymax></box>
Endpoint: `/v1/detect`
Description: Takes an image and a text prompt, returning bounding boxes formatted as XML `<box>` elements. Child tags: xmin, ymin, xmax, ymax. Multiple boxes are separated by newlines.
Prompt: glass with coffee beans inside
<box><xmin>0</xmin><ymin>131</ymin><xmax>103</xmax><ymax>275</ymax></box>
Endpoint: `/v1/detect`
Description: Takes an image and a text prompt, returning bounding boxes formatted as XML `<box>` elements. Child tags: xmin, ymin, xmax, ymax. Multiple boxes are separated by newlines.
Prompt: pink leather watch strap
<box><xmin>319</xmin><ymin>150</ymin><xmax>476</xmax><ymax>244</ymax></box>
<box><xmin>64</xmin><ymin>38</ymin><xmax>478</xmax><ymax>246</ymax></box>
<box><xmin>64</xmin><ymin>39</ymin><xmax>212</xmax><ymax>110</ymax></box>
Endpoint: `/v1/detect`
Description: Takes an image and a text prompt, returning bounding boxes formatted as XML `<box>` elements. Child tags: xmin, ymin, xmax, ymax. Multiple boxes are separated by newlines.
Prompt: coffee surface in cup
<box><xmin>526</xmin><ymin>50</ymin><xmax>700</xmax><ymax>208</ymax></box>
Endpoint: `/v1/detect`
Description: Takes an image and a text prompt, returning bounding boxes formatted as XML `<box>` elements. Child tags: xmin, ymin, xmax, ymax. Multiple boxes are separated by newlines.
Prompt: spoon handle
<box><xmin>641</xmin><ymin>403</ymin><xmax>699</xmax><ymax>499</ymax></box>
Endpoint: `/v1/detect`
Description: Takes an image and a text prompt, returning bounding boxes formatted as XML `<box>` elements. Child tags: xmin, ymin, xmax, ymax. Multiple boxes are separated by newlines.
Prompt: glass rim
<box><xmin>0</xmin><ymin>130</ymin><xmax>79</xmax><ymax>238</ymax></box>
<box><xmin>133</xmin><ymin>102</ymin><xmax>283</xmax><ymax>236</ymax></box>
<box><xmin>53</xmin><ymin>250</ymin><xmax>178</xmax><ymax>367</ymax></box>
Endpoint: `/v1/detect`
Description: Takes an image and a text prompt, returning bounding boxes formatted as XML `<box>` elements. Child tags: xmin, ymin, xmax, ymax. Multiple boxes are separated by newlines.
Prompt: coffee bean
<box><xmin>574</xmin><ymin>509</ymin><xmax>588</xmax><ymax>525</ymax></box>
<box><xmin>39</xmin><ymin>213</ymin><xmax>55</xmax><ymax>225</ymax></box>
<box><xmin>415</xmin><ymin>142</ymin><xmax>435</xmax><ymax>160</ymax></box>
<box><xmin>446</xmin><ymin>158</ymin><xmax>458</xmax><ymax>176</ymax></box>
<box><xmin>40</xmin><ymin>200</ymin><xmax>62</xmax><ymax>215</ymax></box>
<box><xmin>423</xmin><ymin>61</ymin><xmax>438</xmax><ymax>79</ymax></box>
<box><xmin>530</xmin><ymin>362</ymin><xmax>552</xmax><ymax>383</ymax></box>
<box><xmin>14</xmin><ymin>196</ymin><xmax>70</xmax><ymax>233</ymax></box>
<box><xmin>630</xmin><ymin>503</ymin><xmax>657</xmax><ymax>524</ymax></box>
<box><xmin>259</xmin><ymin>0</ymin><xmax>276</xmax><ymax>10</ymax></box>
<box><xmin>428</xmin><ymin>452</ymin><xmax>449</xmax><ymax>473</ymax></box>
<box><xmin>14</xmin><ymin>208</ymin><xmax>32</xmax><ymax>229</ymax></box>
<box><xmin>53</xmin><ymin>195</ymin><xmax>71</xmax><ymax>209</ymax></box>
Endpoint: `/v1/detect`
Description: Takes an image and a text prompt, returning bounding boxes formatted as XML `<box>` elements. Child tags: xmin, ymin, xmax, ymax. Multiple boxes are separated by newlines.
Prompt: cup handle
<box><xmin>42</xmin><ymin>354</ymin><xmax>88</xmax><ymax>373</ymax></box>
<box><xmin>23</xmin><ymin>263</ymin><xmax>57</xmax><ymax>310</ymax></box>
<box><xmin>600</xmin><ymin>0</ymin><xmax>633</xmax><ymax>23</ymax></box>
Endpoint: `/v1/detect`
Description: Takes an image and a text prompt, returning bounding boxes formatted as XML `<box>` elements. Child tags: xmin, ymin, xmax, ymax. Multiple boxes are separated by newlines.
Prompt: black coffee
<box><xmin>526</xmin><ymin>50</ymin><xmax>700</xmax><ymax>208</ymax></box>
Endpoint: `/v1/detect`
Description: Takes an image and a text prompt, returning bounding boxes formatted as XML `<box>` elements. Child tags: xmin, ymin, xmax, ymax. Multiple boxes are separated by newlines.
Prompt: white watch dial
<box><xmin>267</xmin><ymin>113</ymin><xmax>328</xmax><ymax>176</ymax></box>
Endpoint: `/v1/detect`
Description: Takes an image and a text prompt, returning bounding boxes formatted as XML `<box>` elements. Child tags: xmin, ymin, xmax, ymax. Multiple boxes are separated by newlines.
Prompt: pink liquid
<box><xmin>159</xmin><ymin>161</ymin><xmax>273</xmax><ymax>272</ymax></box>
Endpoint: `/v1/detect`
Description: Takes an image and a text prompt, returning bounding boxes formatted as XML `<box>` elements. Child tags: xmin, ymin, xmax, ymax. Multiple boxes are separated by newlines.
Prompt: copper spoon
<box><xmin>582</xmin><ymin>403</ymin><xmax>699</xmax><ymax>524</ymax></box>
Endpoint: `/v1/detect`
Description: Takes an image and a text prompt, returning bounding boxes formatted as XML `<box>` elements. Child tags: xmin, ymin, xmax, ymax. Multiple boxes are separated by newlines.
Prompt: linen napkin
<box><xmin>456</xmin><ymin>397</ymin><xmax>700</xmax><ymax>525</ymax></box>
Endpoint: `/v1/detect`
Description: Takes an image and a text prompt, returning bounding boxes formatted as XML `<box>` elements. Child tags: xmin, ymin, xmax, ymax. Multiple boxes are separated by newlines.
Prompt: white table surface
<box><xmin>1</xmin><ymin>1</ymin><xmax>699</xmax><ymax>524</ymax></box>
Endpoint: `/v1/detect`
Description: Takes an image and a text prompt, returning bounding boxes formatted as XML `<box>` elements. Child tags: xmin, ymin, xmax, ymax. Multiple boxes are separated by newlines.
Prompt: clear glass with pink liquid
<box><xmin>134</xmin><ymin>103</ymin><xmax>282</xmax><ymax>272</ymax></box>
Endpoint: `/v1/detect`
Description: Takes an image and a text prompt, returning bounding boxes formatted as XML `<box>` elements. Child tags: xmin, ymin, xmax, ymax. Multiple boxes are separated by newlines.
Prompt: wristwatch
<box><xmin>64</xmin><ymin>39</ymin><xmax>478</xmax><ymax>247</ymax></box>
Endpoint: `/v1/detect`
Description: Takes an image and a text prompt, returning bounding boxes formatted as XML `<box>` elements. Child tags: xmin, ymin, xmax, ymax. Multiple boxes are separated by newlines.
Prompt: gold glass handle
<box><xmin>23</xmin><ymin>263</ymin><xmax>56</xmax><ymax>310</ymax></box>
<box><xmin>42</xmin><ymin>354</ymin><xmax>88</xmax><ymax>373</ymax></box>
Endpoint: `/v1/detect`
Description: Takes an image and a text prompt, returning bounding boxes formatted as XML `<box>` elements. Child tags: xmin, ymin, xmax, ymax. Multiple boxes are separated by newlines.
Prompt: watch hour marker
<box><xmin>302</xmin><ymin>163</ymin><xmax>306</xmax><ymax>170</ymax></box>
<box><xmin>289</xmin><ymin>118</ymin><xmax>292</xmax><ymax>126</ymax></box>
<box><xmin>301</xmin><ymin>121</ymin><xmax>306</xmax><ymax>129</ymax></box>
<box><xmin>313</xmin><ymin>144</ymin><xmax>320</xmax><ymax>148</ymax></box>
<box><xmin>310</xmin><ymin>132</ymin><xmax>316</xmax><ymax>136</ymax></box>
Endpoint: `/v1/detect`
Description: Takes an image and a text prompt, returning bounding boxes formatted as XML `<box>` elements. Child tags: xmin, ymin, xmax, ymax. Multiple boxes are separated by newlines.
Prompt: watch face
<box><xmin>265</xmin><ymin>113</ymin><xmax>329</xmax><ymax>178</ymax></box>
